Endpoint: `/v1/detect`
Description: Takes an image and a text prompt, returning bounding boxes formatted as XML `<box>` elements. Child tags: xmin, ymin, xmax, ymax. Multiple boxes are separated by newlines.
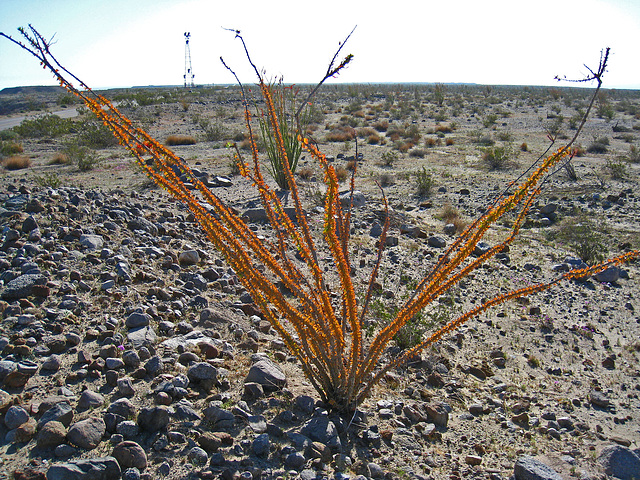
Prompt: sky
<box><xmin>1</xmin><ymin>0</ymin><xmax>639</xmax><ymax>91</ymax></box>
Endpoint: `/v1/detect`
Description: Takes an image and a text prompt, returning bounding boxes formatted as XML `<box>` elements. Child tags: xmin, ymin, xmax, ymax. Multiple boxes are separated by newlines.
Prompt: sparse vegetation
<box><xmin>2</xmin><ymin>155</ymin><xmax>31</xmax><ymax>170</ymax></box>
<box><xmin>165</xmin><ymin>134</ymin><xmax>197</xmax><ymax>146</ymax></box>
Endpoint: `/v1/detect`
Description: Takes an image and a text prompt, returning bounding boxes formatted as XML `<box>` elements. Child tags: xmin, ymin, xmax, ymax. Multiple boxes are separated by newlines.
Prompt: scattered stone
<box><xmin>5</xmin><ymin>405</ymin><xmax>30</xmax><ymax>430</ymax></box>
<box><xmin>38</xmin><ymin>402</ymin><xmax>73</xmax><ymax>429</ymax></box>
<box><xmin>46</xmin><ymin>457</ymin><xmax>121</xmax><ymax>480</ymax></box>
<box><xmin>598</xmin><ymin>445</ymin><xmax>640</xmax><ymax>480</ymax></box>
<box><xmin>112</xmin><ymin>441</ymin><xmax>148</xmax><ymax>470</ymax></box>
<box><xmin>300</xmin><ymin>416</ymin><xmax>341</xmax><ymax>449</ymax></box>
<box><xmin>514</xmin><ymin>455</ymin><xmax>562</xmax><ymax>480</ymax></box>
<box><xmin>66</xmin><ymin>416</ymin><xmax>106</xmax><ymax>450</ymax></box>
<box><xmin>136</xmin><ymin>406</ymin><xmax>169</xmax><ymax>432</ymax></box>
<box><xmin>78</xmin><ymin>390</ymin><xmax>105</xmax><ymax>410</ymax></box>
<box><xmin>244</xmin><ymin>359</ymin><xmax>286</xmax><ymax>392</ymax></box>
<box><xmin>36</xmin><ymin>420</ymin><xmax>67</xmax><ymax>449</ymax></box>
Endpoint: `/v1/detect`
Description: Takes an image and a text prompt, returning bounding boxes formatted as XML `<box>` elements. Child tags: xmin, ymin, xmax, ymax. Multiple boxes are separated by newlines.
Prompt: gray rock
<box><xmin>117</xmin><ymin>378</ymin><xmax>136</xmax><ymax>397</ymax></box>
<box><xmin>5</xmin><ymin>405</ymin><xmax>30</xmax><ymax>430</ymax></box>
<box><xmin>514</xmin><ymin>455</ymin><xmax>563</xmax><ymax>480</ymax></box>
<box><xmin>127</xmin><ymin>218</ymin><xmax>158</xmax><ymax>236</ymax></box>
<box><xmin>54</xmin><ymin>444</ymin><xmax>78</xmax><ymax>458</ymax></box>
<box><xmin>137</xmin><ymin>406</ymin><xmax>169</xmax><ymax>432</ymax></box>
<box><xmin>122</xmin><ymin>350</ymin><xmax>141</xmax><ymax>368</ymax></box>
<box><xmin>22</xmin><ymin>215</ymin><xmax>39</xmax><ymax>233</ymax></box>
<box><xmin>116</xmin><ymin>420</ymin><xmax>140</xmax><ymax>438</ymax></box>
<box><xmin>2</xmin><ymin>273</ymin><xmax>46</xmax><ymax>300</ymax></box>
<box><xmin>67</xmin><ymin>416</ymin><xmax>106</xmax><ymax>450</ymax></box>
<box><xmin>285</xmin><ymin>451</ymin><xmax>306</xmax><ymax>470</ymax></box>
<box><xmin>187</xmin><ymin>362</ymin><xmax>218</xmax><ymax>383</ymax></box>
<box><xmin>428</xmin><ymin>236</ymin><xmax>447</xmax><ymax>248</ymax></box>
<box><xmin>253</xmin><ymin>433</ymin><xmax>270</xmax><ymax>457</ymax></box>
<box><xmin>598</xmin><ymin>445</ymin><xmax>640</xmax><ymax>480</ymax></box>
<box><xmin>79</xmin><ymin>234</ymin><xmax>104</xmax><ymax>251</ymax></box>
<box><xmin>78</xmin><ymin>390</ymin><xmax>105</xmax><ymax>410</ymax></box>
<box><xmin>107</xmin><ymin>398</ymin><xmax>137</xmax><ymax>419</ymax></box>
<box><xmin>589</xmin><ymin>390</ymin><xmax>611</xmax><ymax>408</ymax></box>
<box><xmin>245</xmin><ymin>359</ymin><xmax>286</xmax><ymax>392</ymax></box>
<box><xmin>143</xmin><ymin>355</ymin><xmax>163</xmax><ymax>376</ymax></box>
<box><xmin>127</xmin><ymin>326</ymin><xmax>157</xmax><ymax>349</ymax></box>
<box><xmin>187</xmin><ymin>446</ymin><xmax>209</xmax><ymax>466</ymax></box>
<box><xmin>340</xmin><ymin>190</ymin><xmax>366</xmax><ymax>208</ymax></box>
<box><xmin>300</xmin><ymin>416</ymin><xmax>341</xmax><ymax>449</ymax></box>
<box><xmin>125</xmin><ymin>312</ymin><xmax>151</xmax><ymax>329</ymax></box>
<box><xmin>203</xmin><ymin>403</ymin><xmax>235</xmax><ymax>430</ymax></box>
<box><xmin>112</xmin><ymin>440</ymin><xmax>148</xmax><ymax>470</ymax></box>
<box><xmin>38</xmin><ymin>402</ymin><xmax>73</xmax><ymax>429</ymax></box>
<box><xmin>594</xmin><ymin>265</ymin><xmax>620</xmax><ymax>283</ymax></box>
<box><xmin>37</xmin><ymin>420</ymin><xmax>67</xmax><ymax>449</ymax></box>
<box><xmin>41</xmin><ymin>354</ymin><xmax>62</xmax><ymax>371</ymax></box>
<box><xmin>105</xmin><ymin>358</ymin><xmax>125</xmax><ymax>370</ymax></box>
<box><xmin>178</xmin><ymin>250</ymin><xmax>200</xmax><ymax>266</ymax></box>
<box><xmin>46</xmin><ymin>456</ymin><xmax>121</xmax><ymax>480</ymax></box>
<box><xmin>122</xmin><ymin>468</ymin><xmax>141</xmax><ymax>480</ymax></box>
<box><xmin>173</xmin><ymin>400</ymin><xmax>201</xmax><ymax>421</ymax></box>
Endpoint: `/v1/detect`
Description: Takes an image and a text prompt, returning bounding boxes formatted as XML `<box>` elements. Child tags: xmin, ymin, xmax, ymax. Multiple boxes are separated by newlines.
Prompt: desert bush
<box><xmin>13</xmin><ymin>28</ymin><xmax>637</xmax><ymax>412</ymax></box>
<box><xmin>2</xmin><ymin>155</ymin><xmax>31</xmax><ymax>170</ymax></box>
<box><xmin>0</xmin><ymin>141</ymin><xmax>23</xmax><ymax>156</ymax></box>
<box><xmin>326</xmin><ymin>125</ymin><xmax>356</xmax><ymax>142</ymax></box>
<box><xmin>297</xmin><ymin>166</ymin><xmax>314</xmax><ymax>181</ymax></box>
<box><xmin>520</xmin><ymin>142</ymin><xmax>528</xmax><ymax>152</ymax></box>
<box><xmin>78</xmin><ymin>121</ymin><xmax>119</xmax><ymax>148</ymax></box>
<box><xmin>373</xmin><ymin>120</ymin><xmax>389</xmax><ymax>132</ymax></box>
<box><xmin>378</xmin><ymin>173</ymin><xmax>394</xmax><ymax>187</ymax></box>
<box><xmin>627</xmin><ymin>145</ymin><xmax>640</xmax><ymax>163</ymax></box>
<box><xmin>445</xmin><ymin>138</ymin><xmax>454</xmax><ymax>146</ymax></box>
<box><xmin>380</xmin><ymin>150</ymin><xmax>398</xmax><ymax>167</ymax></box>
<box><xmin>334</xmin><ymin>166</ymin><xmax>349</xmax><ymax>182</ymax></box>
<box><xmin>12</xmin><ymin>113</ymin><xmax>75</xmax><ymax>138</ymax></box>
<box><xmin>481</xmin><ymin>144</ymin><xmax>515</xmax><ymax>170</ymax></box>
<box><xmin>605</xmin><ymin>158</ymin><xmax>628</xmax><ymax>179</ymax></box>
<box><xmin>587</xmin><ymin>136</ymin><xmax>609</xmax><ymax>154</ymax></box>
<box><xmin>434</xmin><ymin>124</ymin><xmax>453</xmax><ymax>134</ymax></box>
<box><xmin>165</xmin><ymin>134</ymin><xmax>197</xmax><ymax>146</ymax></box>
<box><xmin>367</xmin><ymin>134</ymin><xmax>381</xmax><ymax>145</ymax></box>
<box><xmin>34</xmin><ymin>172</ymin><xmax>62</xmax><ymax>188</ymax></box>
<box><xmin>415</xmin><ymin>167</ymin><xmax>434</xmax><ymax>196</ymax></box>
<box><xmin>62</xmin><ymin>143</ymin><xmax>99</xmax><ymax>171</ymax></box>
<box><xmin>482</xmin><ymin>113</ymin><xmax>498</xmax><ymax>128</ymax></box>
<box><xmin>49</xmin><ymin>152</ymin><xmax>71</xmax><ymax>165</ymax></box>
<box><xmin>555</xmin><ymin>217</ymin><xmax>608</xmax><ymax>264</ymax></box>
<box><xmin>409</xmin><ymin>148</ymin><xmax>427</xmax><ymax>158</ymax></box>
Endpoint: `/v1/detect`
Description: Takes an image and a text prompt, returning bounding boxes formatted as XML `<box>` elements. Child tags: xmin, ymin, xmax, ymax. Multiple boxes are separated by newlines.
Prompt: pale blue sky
<box><xmin>1</xmin><ymin>0</ymin><xmax>639</xmax><ymax>90</ymax></box>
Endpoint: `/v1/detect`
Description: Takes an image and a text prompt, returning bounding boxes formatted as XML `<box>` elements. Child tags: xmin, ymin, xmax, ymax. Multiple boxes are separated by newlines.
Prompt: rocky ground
<box><xmin>0</xmin><ymin>84</ymin><xmax>639</xmax><ymax>480</ymax></box>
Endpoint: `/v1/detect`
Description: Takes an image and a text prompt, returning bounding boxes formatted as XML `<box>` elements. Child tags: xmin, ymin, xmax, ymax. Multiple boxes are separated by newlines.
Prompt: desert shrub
<box><xmin>49</xmin><ymin>152</ymin><xmax>71</xmax><ymax>165</ymax></box>
<box><xmin>481</xmin><ymin>144</ymin><xmax>515</xmax><ymax>170</ymax></box>
<box><xmin>0</xmin><ymin>130</ymin><xmax>19</xmax><ymax>142</ymax></box>
<box><xmin>2</xmin><ymin>155</ymin><xmax>31</xmax><ymax>170</ymax></box>
<box><xmin>326</xmin><ymin>125</ymin><xmax>356</xmax><ymax>142</ymax></box>
<box><xmin>78</xmin><ymin>121</ymin><xmax>119</xmax><ymax>148</ymax></box>
<box><xmin>297</xmin><ymin>166</ymin><xmax>314</xmax><ymax>180</ymax></box>
<box><xmin>34</xmin><ymin>172</ymin><xmax>62</xmax><ymax>188</ymax></box>
<box><xmin>425</xmin><ymin>137</ymin><xmax>437</xmax><ymax>147</ymax></box>
<box><xmin>435</xmin><ymin>124</ymin><xmax>453</xmax><ymax>134</ymax></box>
<box><xmin>62</xmin><ymin>143</ymin><xmax>99</xmax><ymax>171</ymax></box>
<box><xmin>482</xmin><ymin>113</ymin><xmax>498</xmax><ymax>128</ymax></box>
<box><xmin>409</xmin><ymin>148</ymin><xmax>427</xmax><ymax>158</ymax></box>
<box><xmin>12</xmin><ymin>113</ymin><xmax>76</xmax><ymax>138</ymax></box>
<box><xmin>380</xmin><ymin>150</ymin><xmax>398</xmax><ymax>167</ymax></box>
<box><xmin>555</xmin><ymin>217</ymin><xmax>608</xmax><ymax>264</ymax></box>
<box><xmin>0</xmin><ymin>141</ymin><xmax>23</xmax><ymax>156</ymax></box>
<box><xmin>367</xmin><ymin>134</ymin><xmax>381</xmax><ymax>145</ymax></box>
<box><xmin>627</xmin><ymin>145</ymin><xmax>640</xmax><ymax>163</ymax></box>
<box><xmin>335</xmin><ymin>166</ymin><xmax>349</xmax><ymax>182</ymax></box>
<box><xmin>520</xmin><ymin>142</ymin><xmax>528</xmax><ymax>152</ymax></box>
<box><xmin>378</xmin><ymin>173</ymin><xmax>394</xmax><ymax>187</ymax></box>
<box><xmin>605</xmin><ymin>158</ymin><xmax>628</xmax><ymax>179</ymax></box>
<box><xmin>165</xmin><ymin>134</ymin><xmax>197</xmax><ymax>146</ymax></box>
<box><xmin>415</xmin><ymin>166</ymin><xmax>434</xmax><ymax>196</ymax></box>
<box><xmin>445</xmin><ymin>138</ymin><xmax>454</xmax><ymax>146</ymax></box>
<box><xmin>373</xmin><ymin>120</ymin><xmax>389</xmax><ymax>132</ymax></box>
<box><xmin>357</xmin><ymin>127</ymin><xmax>376</xmax><ymax>138</ymax></box>
<box><xmin>587</xmin><ymin>136</ymin><xmax>609</xmax><ymax>154</ymax></box>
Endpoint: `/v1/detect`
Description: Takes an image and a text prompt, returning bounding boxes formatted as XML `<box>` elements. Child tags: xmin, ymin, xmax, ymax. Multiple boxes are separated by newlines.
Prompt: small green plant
<box><xmin>481</xmin><ymin>144</ymin><xmax>515</xmax><ymax>170</ymax></box>
<box><xmin>0</xmin><ymin>141</ymin><xmax>23</xmax><ymax>156</ymax></box>
<box><xmin>380</xmin><ymin>150</ymin><xmax>398</xmax><ymax>167</ymax></box>
<box><xmin>34</xmin><ymin>172</ymin><xmax>62</xmax><ymax>188</ymax></box>
<box><xmin>482</xmin><ymin>113</ymin><xmax>498</xmax><ymax>128</ymax></box>
<box><xmin>415</xmin><ymin>167</ymin><xmax>434</xmax><ymax>196</ymax></box>
<box><xmin>555</xmin><ymin>217</ymin><xmax>608</xmax><ymax>264</ymax></box>
<box><xmin>62</xmin><ymin>143</ymin><xmax>99</xmax><ymax>171</ymax></box>
<box><xmin>605</xmin><ymin>157</ymin><xmax>628</xmax><ymax>179</ymax></box>
<box><xmin>78</xmin><ymin>120</ymin><xmax>119</xmax><ymax>148</ymax></box>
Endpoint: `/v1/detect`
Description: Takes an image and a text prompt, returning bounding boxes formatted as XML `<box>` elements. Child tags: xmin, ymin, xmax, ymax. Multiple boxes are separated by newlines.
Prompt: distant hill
<box><xmin>0</xmin><ymin>85</ymin><xmax>66</xmax><ymax>96</ymax></box>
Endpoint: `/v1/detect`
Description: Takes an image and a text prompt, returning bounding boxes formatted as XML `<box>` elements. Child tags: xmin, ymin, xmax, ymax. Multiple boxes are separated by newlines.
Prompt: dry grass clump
<box><xmin>165</xmin><ymin>134</ymin><xmax>197</xmax><ymax>146</ymax></box>
<box><xmin>435</xmin><ymin>124</ymin><xmax>453</xmax><ymax>134</ymax></box>
<box><xmin>326</xmin><ymin>125</ymin><xmax>356</xmax><ymax>142</ymax></box>
<box><xmin>49</xmin><ymin>152</ymin><xmax>71</xmax><ymax>165</ymax></box>
<box><xmin>440</xmin><ymin>203</ymin><xmax>466</xmax><ymax>232</ymax></box>
<box><xmin>373</xmin><ymin>120</ymin><xmax>389</xmax><ymax>132</ymax></box>
<box><xmin>520</xmin><ymin>142</ymin><xmax>528</xmax><ymax>152</ymax></box>
<box><xmin>367</xmin><ymin>134</ymin><xmax>381</xmax><ymax>145</ymax></box>
<box><xmin>357</xmin><ymin>127</ymin><xmax>377</xmax><ymax>138</ymax></box>
<box><xmin>335</xmin><ymin>166</ymin><xmax>349</xmax><ymax>182</ymax></box>
<box><xmin>297</xmin><ymin>166</ymin><xmax>314</xmax><ymax>181</ymax></box>
<box><xmin>425</xmin><ymin>137</ymin><xmax>437</xmax><ymax>147</ymax></box>
<box><xmin>445</xmin><ymin>138</ymin><xmax>455</xmax><ymax>146</ymax></box>
<box><xmin>410</xmin><ymin>148</ymin><xmax>427</xmax><ymax>158</ymax></box>
<box><xmin>3</xmin><ymin>155</ymin><xmax>31</xmax><ymax>170</ymax></box>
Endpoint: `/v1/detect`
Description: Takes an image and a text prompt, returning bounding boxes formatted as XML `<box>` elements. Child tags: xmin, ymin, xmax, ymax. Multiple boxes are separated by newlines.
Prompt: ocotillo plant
<box><xmin>3</xmin><ymin>27</ymin><xmax>637</xmax><ymax>412</ymax></box>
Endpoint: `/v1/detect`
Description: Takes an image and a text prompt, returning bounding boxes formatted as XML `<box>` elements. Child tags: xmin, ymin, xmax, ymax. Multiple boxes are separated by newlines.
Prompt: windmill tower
<box><xmin>183</xmin><ymin>32</ymin><xmax>194</xmax><ymax>88</ymax></box>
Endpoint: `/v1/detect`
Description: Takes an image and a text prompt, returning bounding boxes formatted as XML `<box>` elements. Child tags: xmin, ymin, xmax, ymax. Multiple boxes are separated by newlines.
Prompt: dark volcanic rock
<box><xmin>46</xmin><ymin>456</ymin><xmax>121</xmax><ymax>480</ymax></box>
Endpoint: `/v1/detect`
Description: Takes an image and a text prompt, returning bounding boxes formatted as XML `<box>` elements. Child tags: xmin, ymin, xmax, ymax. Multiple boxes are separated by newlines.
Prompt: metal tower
<box><xmin>183</xmin><ymin>32</ymin><xmax>194</xmax><ymax>88</ymax></box>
